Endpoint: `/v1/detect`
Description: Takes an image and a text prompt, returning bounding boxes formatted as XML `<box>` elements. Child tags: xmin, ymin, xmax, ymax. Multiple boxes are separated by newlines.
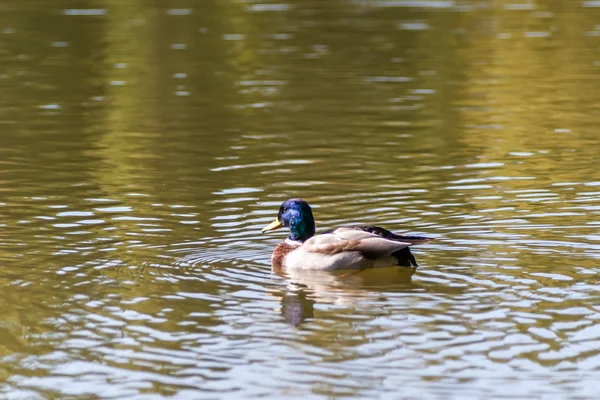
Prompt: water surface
<box><xmin>2</xmin><ymin>0</ymin><xmax>600</xmax><ymax>398</ymax></box>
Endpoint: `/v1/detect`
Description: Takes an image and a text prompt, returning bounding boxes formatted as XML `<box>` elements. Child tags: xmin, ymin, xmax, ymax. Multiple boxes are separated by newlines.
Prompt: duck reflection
<box><xmin>273</xmin><ymin>266</ymin><xmax>417</xmax><ymax>327</ymax></box>
<box><xmin>279</xmin><ymin>282</ymin><xmax>315</xmax><ymax>327</ymax></box>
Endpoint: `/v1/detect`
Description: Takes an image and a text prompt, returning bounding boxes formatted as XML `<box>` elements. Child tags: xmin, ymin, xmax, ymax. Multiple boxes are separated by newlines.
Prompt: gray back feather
<box><xmin>302</xmin><ymin>229</ymin><xmax>410</xmax><ymax>260</ymax></box>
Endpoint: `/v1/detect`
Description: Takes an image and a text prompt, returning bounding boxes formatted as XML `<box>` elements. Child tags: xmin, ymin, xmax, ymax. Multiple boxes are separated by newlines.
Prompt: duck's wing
<box><xmin>323</xmin><ymin>225</ymin><xmax>432</xmax><ymax>245</ymax></box>
<box><xmin>302</xmin><ymin>228</ymin><xmax>411</xmax><ymax>260</ymax></box>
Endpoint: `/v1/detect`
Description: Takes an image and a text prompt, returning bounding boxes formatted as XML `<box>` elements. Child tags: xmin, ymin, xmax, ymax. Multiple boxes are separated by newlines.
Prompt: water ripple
<box><xmin>3</xmin><ymin>0</ymin><xmax>600</xmax><ymax>398</ymax></box>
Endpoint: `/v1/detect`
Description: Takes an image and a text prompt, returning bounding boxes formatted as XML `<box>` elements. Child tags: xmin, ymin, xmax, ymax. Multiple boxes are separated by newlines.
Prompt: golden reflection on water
<box><xmin>1</xmin><ymin>0</ymin><xmax>600</xmax><ymax>398</ymax></box>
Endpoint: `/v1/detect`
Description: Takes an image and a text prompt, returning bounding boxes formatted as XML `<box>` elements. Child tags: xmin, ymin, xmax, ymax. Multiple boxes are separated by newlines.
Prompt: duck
<box><xmin>261</xmin><ymin>198</ymin><xmax>432</xmax><ymax>271</ymax></box>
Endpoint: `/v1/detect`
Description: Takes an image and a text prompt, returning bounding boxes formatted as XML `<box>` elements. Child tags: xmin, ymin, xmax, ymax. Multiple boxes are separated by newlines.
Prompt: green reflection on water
<box><xmin>2</xmin><ymin>0</ymin><xmax>600</xmax><ymax>397</ymax></box>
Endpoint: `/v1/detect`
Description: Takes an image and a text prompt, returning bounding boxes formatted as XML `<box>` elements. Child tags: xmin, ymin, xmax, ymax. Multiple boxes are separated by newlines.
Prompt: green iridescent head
<box><xmin>261</xmin><ymin>198</ymin><xmax>316</xmax><ymax>242</ymax></box>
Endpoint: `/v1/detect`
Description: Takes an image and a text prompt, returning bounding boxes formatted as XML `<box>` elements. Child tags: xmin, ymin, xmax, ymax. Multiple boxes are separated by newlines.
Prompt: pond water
<box><xmin>2</xmin><ymin>0</ymin><xmax>600</xmax><ymax>398</ymax></box>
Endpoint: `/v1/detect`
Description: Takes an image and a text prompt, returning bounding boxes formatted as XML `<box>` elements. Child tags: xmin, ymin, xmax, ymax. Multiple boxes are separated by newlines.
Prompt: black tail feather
<box><xmin>391</xmin><ymin>234</ymin><xmax>432</xmax><ymax>245</ymax></box>
<box><xmin>392</xmin><ymin>247</ymin><xmax>418</xmax><ymax>267</ymax></box>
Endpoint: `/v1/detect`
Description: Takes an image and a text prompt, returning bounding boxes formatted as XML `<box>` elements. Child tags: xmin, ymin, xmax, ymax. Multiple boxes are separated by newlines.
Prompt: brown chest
<box><xmin>271</xmin><ymin>241</ymin><xmax>298</xmax><ymax>268</ymax></box>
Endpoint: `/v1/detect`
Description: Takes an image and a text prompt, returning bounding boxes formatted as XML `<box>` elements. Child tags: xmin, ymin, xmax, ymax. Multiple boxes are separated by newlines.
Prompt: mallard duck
<box><xmin>261</xmin><ymin>198</ymin><xmax>431</xmax><ymax>271</ymax></box>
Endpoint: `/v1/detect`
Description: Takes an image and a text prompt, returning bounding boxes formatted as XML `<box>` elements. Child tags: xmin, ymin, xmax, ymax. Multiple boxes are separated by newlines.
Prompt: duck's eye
<box><xmin>283</xmin><ymin>207</ymin><xmax>288</xmax><ymax>212</ymax></box>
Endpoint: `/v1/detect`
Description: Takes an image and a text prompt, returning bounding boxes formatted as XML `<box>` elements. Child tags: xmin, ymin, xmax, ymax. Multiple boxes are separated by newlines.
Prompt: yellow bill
<box><xmin>261</xmin><ymin>217</ymin><xmax>282</xmax><ymax>233</ymax></box>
